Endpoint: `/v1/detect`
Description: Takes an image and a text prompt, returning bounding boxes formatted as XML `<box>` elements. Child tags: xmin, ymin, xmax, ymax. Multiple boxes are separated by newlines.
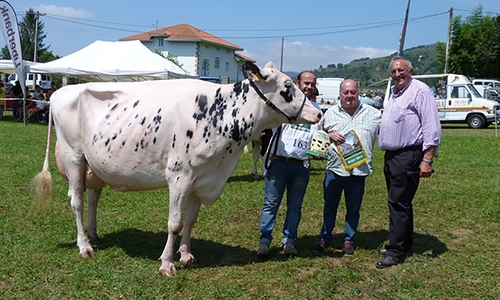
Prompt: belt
<box><xmin>274</xmin><ymin>155</ymin><xmax>302</xmax><ymax>163</ymax></box>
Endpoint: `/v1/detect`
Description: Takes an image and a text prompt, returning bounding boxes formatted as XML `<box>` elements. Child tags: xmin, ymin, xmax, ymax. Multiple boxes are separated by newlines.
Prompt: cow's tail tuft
<box><xmin>32</xmin><ymin>108</ymin><xmax>54</xmax><ymax>213</ymax></box>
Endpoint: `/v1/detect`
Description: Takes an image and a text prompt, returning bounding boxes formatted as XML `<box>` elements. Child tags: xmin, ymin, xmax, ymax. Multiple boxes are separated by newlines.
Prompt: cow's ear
<box><xmin>242</xmin><ymin>61</ymin><xmax>262</xmax><ymax>82</ymax></box>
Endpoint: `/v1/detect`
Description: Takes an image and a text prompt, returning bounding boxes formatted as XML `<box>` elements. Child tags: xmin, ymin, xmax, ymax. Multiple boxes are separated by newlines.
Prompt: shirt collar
<box><xmin>391</xmin><ymin>77</ymin><xmax>413</xmax><ymax>97</ymax></box>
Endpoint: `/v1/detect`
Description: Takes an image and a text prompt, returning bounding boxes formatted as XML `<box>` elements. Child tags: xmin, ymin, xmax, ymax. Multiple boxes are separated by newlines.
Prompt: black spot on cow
<box><xmin>135</xmin><ymin>114</ymin><xmax>139</xmax><ymax>119</ymax></box>
<box><xmin>92</xmin><ymin>134</ymin><xmax>98</xmax><ymax>146</ymax></box>
<box><xmin>123</xmin><ymin>107</ymin><xmax>127</xmax><ymax>112</ymax></box>
<box><xmin>193</xmin><ymin>94</ymin><xmax>209</xmax><ymax>122</ymax></box>
<box><xmin>112</xmin><ymin>133</ymin><xmax>118</xmax><ymax>140</ymax></box>
<box><xmin>134</xmin><ymin>143</ymin><xmax>139</xmax><ymax>152</ymax></box>
<box><xmin>153</xmin><ymin>114</ymin><xmax>162</xmax><ymax>125</ymax></box>
<box><xmin>185</xmin><ymin>143</ymin><xmax>190</xmax><ymax>153</ymax></box>
<box><xmin>155</xmin><ymin>126</ymin><xmax>160</xmax><ymax>133</ymax></box>
<box><xmin>110</xmin><ymin>103</ymin><xmax>118</xmax><ymax>111</ymax></box>
<box><xmin>139</xmin><ymin>117</ymin><xmax>146</xmax><ymax>125</ymax></box>
<box><xmin>232</xmin><ymin>108</ymin><xmax>238</xmax><ymax>118</ymax></box>
<box><xmin>153</xmin><ymin>137</ymin><xmax>156</xmax><ymax>144</ymax></box>
<box><xmin>186</xmin><ymin>130</ymin><xmax>193</xmax><ymax>139</ymax></box>
<box><xmin>121</xmin><ymin>141</ymin><xmax>126</xmax><ymax>148</ymax></box>
<box><xmin>105</xmin><ymin>138</ymin><xmax>110</xmax><ymax>146</ymax></box>
<box><xmin>280</xmin><ymin>90</ymin><xmax>293</xmax><ymax>103</ymax></box>
<box><xmin>172</xmin><ymin>134</ymin><xmax>176</xmax><ymax>148</ymax></box>
<box><xmin>133</xmin><ymin>100</ymin><xmax>140</xmax><ymax>108</ymax></box>
<box><xmin>230</xmin><ymin>120</ymin><xmax>241</xmax><ymax>142</ymax></box>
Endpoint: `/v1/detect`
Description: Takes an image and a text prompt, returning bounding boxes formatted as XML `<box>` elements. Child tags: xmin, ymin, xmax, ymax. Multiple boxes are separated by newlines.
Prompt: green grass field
<box><xmin>1</xmin><ymin>112</ymin><xmax>499</xmax><ymax>299</ymax></box>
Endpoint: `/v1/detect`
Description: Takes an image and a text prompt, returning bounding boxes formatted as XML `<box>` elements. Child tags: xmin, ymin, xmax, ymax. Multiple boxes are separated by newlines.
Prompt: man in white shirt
<box><xmin>313</xmin><ymin>79</ymin><xmax>381</xmax><ymax>255</ymax></box>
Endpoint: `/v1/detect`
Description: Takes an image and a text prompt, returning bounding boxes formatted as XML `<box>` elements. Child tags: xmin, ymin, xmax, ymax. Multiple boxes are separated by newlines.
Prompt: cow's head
<box><xmin>242</xmin><ymin>61</ymin><xmax>321</xmax><ymax>126</ymax></box>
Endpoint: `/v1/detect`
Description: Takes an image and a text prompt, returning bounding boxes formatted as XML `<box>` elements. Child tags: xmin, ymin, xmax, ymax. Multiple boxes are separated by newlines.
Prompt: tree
<box><xmin>1</xmin><ymin>8</ymin><xmax>50</xmax><ymax>62</ymax></box>
<box><xmin>448</xmin><ymin>6</ymin><xmax>500</xmax><ymax>78</ymax></box>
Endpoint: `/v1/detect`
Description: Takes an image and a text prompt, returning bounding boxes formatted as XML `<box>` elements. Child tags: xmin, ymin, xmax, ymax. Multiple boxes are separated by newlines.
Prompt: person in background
<box><xmin>256</xmin><ymin>71</ymin><xmax>322</xmax><ymax>258</ymax></box>
<box><xmin>361</xmin><ymin>93</ymin><xmax>381</xmax><ymax>109</ymax></box>
<box><xmin>0</xmin><ymin>82</ymin><xmax>5</xmax><ymax>120</ymax></box>
<box><xmin>19</xmin><ymin>85</ymin><xmax>40</xmax><ymax>121</ymax></box>
<box><xmin>10</xmin><ymin>80</ymin><xmax>23</xmax><ymax>119</ymax></box>
<box><xmin>313</xmin><ymin>79</ymin><xmax>381</xmax><ymax>255</ymax></box>
<box><xmin>373</xmin><ymin>93</ymin><xmax>383</xmax><ymax>108</ymax></box>
<box><xmin>45</xmin><ymin>82</ymin><xmax>57</xmax><ymax>100</ymax></box>
<box><xmin>376</xmin><ymin>56</ymin><xmax>441</xmax><ymax>268</ymax></box>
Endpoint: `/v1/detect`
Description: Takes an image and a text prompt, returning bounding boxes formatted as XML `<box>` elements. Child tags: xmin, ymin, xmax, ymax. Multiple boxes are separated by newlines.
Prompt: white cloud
<box><xmin>30</xmin><ymin>4</ymin><xmax>93</xmax><ymax>19</ymax></box>
<box><xmin>243</xmin><ymin>40</ymin><xmax>396</xmax><ymax>72</ymax></box>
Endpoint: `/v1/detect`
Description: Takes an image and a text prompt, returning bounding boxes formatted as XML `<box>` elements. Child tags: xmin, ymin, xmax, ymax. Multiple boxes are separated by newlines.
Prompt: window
<box><xmin>214</xmin><ymin>57</ymin><xmax>220</xmax><ymax>69</ymax></box>
<box><xmin>451</xmin><ymin>86</ymin><xmax>470</xmax><ymax>98</ymax></box>
<box><xmin>158</xmin><ymin>39</ymin><xmax>163</xmax><ymax>47</ymax></box>
<box><xmin>202</xmin><ymin>59</ymin><xmax>209</xmax><ymax>76</ymax></box>
<box><xmin>225</xmin><ymin>62</ymin><xmax>229</xmax><ymax>72</ymax></box>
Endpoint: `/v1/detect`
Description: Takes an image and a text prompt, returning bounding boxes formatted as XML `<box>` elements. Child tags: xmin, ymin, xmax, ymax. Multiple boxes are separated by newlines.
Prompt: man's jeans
<box><xmin>320</xmin><ymin>170</ymin><xmax>366</xmax><ymax>245</ymax></box>
<box><xmin>259</xmin><ymin>159</ymin><xmax>310</xmax><ymax>245</ymax></box>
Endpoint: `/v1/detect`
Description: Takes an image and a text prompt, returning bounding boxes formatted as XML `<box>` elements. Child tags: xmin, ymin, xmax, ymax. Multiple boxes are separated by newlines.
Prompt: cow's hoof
<box><xmin>88</xmin><ymin>234</ymin><xmax>101</xmax><ymax>245</ymax></box>
<box><xmin>251</xmin><ymin>173</ymin><xmax>260</xmax><ymax>180</ymax></box>
<box><xmin>180</xmin><ymin>255</ymin><xmax>197</xmax><ymax>268</ymax></box>
<box><xmin>159</xmin><ymin>264</ymin><xmax>177</xmax><ymax>278</ymax></box>
<box><xmin>79</xmin><ymin>247</ymin><xmax>95</xmax><ymax>258</ymax></box>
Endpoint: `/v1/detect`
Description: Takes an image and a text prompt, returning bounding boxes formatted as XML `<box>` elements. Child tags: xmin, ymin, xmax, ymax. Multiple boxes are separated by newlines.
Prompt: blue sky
<box><xmin>5</xmin><ymin>0</ymin><xmax>500</xmax><ymax>72</ymax></box>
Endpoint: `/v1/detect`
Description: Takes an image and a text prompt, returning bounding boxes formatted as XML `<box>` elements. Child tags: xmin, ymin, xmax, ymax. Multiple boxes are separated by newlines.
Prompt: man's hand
<box><xmin>419</xmin><ymin>161</ymin><xmax>433</xmax><ymax>178</ymax></box>
<box><xmin>328</xmin><ymin>131</ymin><xmax>345</xmax><ymax>143</ymax></box>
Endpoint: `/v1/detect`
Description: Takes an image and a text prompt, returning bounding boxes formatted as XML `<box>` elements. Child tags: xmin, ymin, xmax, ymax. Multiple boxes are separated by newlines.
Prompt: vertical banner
<box><xmin>0</xmin><ymin>0</ymin><xmax>26</xmax><ymax>98</ymax></box>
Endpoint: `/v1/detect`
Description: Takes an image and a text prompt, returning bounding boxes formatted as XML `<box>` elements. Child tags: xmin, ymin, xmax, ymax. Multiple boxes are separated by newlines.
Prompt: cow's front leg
<box><xmin>159</xmin><ymin>186</ymin><xmax>188</xmax><ymax>277</ymax></box>
<box><xmin>86</xmin><ymin>188</ymin><xmax>102</xmax><ymax>245</ymax></box>
<box><xmin>178</xmin><ymin>198</ymin><xmax>200</xmax><ymax>267</ymax></box>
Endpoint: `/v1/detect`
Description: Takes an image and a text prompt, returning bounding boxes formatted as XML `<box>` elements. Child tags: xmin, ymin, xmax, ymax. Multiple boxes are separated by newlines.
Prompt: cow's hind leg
<box><xmin>86</xmin><ymin>188</ymin><xmax>102</xmax><ymax>245</ymax></box>
<box><xmin>67</xmin><ymin>158</ymin><xmax>94</xmax><ymax>258</ymax></box>
<box><xmin>251</xmin><ymin>142</ymin><xmax>261</xmax><ymax>179</ymax></box>
<box><xmin>178</xmin><ymin>197</ymin><xmax>201</xmax><ymax>267</ymax></box>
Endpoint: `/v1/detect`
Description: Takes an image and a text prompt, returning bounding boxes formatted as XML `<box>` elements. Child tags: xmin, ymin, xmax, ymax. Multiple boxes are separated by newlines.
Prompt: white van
<box><xmin>383</xmin><ymin>74</ymin><xmax>500</xmax><ymax>128</ymax></box>
<box><xmin>316</xmin><ymin>77</ymin><xmax>344</xmax><ymax>111</ymax></box>
<box><xmin>472</xmin><ymin>79</ymin><xmax>500</xmax><ymax>91</ymax></box>
<box><xmin>8</xmin><ymin>73</ymin><xmax>52</xmax><ymax>90</ymax></box>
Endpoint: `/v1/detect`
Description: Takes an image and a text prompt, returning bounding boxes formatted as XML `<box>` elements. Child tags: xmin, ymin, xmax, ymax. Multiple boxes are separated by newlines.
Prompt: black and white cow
<box><xmin>33</xmin><ymin>61</ymin><xmax>322</xmax><ymax>277</ymax></box>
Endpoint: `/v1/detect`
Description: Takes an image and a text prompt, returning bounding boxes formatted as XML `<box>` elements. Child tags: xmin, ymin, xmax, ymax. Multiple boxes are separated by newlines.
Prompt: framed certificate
<box><xmin>334</xmin><ymin>130</ymin><xmax>368</xmax><ymax>171</ymax></box>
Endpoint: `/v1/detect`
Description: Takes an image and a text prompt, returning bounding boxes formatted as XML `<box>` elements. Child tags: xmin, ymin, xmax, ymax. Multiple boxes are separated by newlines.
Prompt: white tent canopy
<box><xmin>29</xmin><ymin>40</ymin><xmax>195</xmax><ymax>81</ymax></box>
<box><xmin>0</xmin><ymin>60</ymin><xmax>38</xmax><ymax>74</ymax></box>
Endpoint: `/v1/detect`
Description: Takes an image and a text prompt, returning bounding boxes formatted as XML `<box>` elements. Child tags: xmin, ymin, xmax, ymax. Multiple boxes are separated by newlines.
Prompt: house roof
<box><xmin>120</xmin><ymin>23</ymin><xmax>244</xmax><ymax>51</ymax></box>
<box><xmin>235</xmin><ymin>53</ymin><xmax>255</xmax><ymax>63</ymax></box>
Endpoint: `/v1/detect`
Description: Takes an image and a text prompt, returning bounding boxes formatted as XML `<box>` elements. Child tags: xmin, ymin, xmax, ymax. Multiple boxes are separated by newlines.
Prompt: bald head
<box><xmin>339</xmin><ymin>79</ymin><xmax>359</xmax><ymax>116</ymax></box>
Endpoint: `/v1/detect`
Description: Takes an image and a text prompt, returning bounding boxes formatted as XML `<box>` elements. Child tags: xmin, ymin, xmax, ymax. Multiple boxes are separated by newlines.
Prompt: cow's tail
<box><xmin>32</xmin><ymin>108</ymin><xmax>54</xmax><ymax>212</ymax></box>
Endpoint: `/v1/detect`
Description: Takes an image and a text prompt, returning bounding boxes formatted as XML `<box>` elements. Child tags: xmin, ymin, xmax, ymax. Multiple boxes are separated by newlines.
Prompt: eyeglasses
<box><xmin>390</xmin><ymin>68</ymin><xmax>410</xmax><ymax>75</ymax></box>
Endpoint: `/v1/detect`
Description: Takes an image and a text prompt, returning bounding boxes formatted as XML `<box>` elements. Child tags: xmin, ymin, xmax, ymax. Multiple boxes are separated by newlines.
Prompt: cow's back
<box><xmin>51</xmin><ymin>80</ymin><xmax>260</xmax><ymax>192</ymax></box>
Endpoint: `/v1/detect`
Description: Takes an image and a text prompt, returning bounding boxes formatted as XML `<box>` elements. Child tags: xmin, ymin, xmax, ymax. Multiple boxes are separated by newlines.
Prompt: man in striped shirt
<box><xmin>376</xmin><ymin>56</ymin><xmax>441</xmax><ymax>268</ymax></box>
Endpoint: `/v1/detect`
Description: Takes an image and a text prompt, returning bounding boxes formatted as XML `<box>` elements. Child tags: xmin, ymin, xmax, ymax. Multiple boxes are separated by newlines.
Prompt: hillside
<box><xmin>312</xmin><ymin>43</ymin><xmax>442</xmax><ymax>88</ymax></box>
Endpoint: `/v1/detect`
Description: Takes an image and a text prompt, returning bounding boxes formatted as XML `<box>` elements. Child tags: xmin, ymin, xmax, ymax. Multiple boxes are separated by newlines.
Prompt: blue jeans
<box><xmin>259</xmin><ymin>159</ymin><xmax>310</xmax><ymax>245</ymax></box>
<box><xmin>320</xmin><ymin>170</ymin><xmax>366</xmax><ymax>245</ymax></box>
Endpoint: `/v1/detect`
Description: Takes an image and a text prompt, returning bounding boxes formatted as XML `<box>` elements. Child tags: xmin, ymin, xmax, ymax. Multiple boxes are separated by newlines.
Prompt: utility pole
<box><xmin>33</xmin><ymin>11</ymin><xmax>46</xmax><ymax>63</ymax></box>
<box><xmin>280</xmin><ymin>37</ymin><xmax>284</xmax><ymax>72</ymax></box>
<box><xmin>444</xmin><ymin>7</ymin><xmax>453</xmax><ymax>73</ymax></box>
<box><xmin>398</xmin><ymin>0</ymin><xmax>411</xmax><ymax>56</ymax></box>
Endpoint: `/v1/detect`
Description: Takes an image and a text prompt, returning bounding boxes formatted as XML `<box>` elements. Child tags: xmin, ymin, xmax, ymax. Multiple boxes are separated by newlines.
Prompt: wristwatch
<box><xmin>422</xmin><ymin>158</ymin><xmax>433</xmax><ymax>166</ymax></box>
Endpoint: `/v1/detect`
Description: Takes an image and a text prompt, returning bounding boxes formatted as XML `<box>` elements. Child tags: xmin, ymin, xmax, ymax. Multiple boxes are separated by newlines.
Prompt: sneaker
<box><xmin>342</xmin><ymin>241</ymin><xmax>354</xmax><ymax>255</ymax></box>
<box><xmin>257</xmin><ymin>243</ymin><xmax>270</xmax><ymax>257</ymax></box>
<box><xmin>283</xmin><ymin>242</ymin><xmax>298</xmax><ymax>256</ymax></box>
<box><xmin>313</xmin><ymin>239</ymin><xmax>328</xmax><ymax>253</ymax></box>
